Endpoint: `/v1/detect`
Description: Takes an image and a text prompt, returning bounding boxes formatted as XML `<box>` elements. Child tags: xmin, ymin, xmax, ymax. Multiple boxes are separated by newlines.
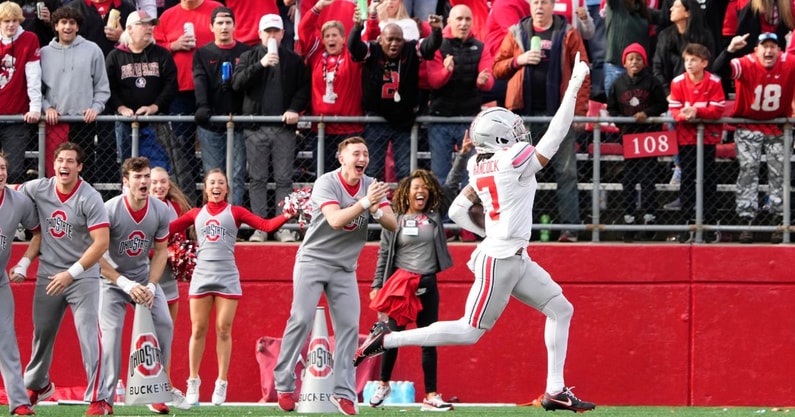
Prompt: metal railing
<box><xmin>2</xmin><ymin>114</ymin><xmax>791</xmax><ymax>243</ymax></box>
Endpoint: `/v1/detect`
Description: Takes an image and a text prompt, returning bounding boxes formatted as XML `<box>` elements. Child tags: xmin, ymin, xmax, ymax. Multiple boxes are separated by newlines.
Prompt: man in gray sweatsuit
<box><xmin>40</xmin><ymin>6</ymin><xmax>109</xmax><ymax>184</ymax></box>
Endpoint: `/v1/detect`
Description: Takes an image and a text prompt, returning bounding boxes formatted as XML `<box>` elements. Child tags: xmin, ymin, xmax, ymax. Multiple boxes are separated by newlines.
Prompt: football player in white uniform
<box><xmin>355</xmin><ymin>56</ymin><xmax>595</xmax><ymax>413</ymax></box>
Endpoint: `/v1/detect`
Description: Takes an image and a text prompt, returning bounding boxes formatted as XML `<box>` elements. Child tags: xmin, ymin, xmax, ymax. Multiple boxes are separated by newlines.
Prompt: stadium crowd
<box><xmin>2</xmin><ymin>0</ymin><xmax>795</xmax><ymax>244</ymax></box>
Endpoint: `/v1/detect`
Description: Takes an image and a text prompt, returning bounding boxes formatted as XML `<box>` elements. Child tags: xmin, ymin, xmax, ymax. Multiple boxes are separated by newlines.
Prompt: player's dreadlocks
<box><xmin>391</xmin><ymin>169</ymin><xmax>443</xmax><ymax>214</ymax></box>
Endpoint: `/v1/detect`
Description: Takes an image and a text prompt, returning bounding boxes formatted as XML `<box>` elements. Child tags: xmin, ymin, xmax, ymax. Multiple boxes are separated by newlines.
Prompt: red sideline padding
<box><xmin>4</xmin><ymin>243</ymin><xmax>795</xmax><ymax>406</ymax></box>
<box><xmin>255</xmin><ymin>335</ymin><xmax>380</xmax><ymax>402</ymax></box>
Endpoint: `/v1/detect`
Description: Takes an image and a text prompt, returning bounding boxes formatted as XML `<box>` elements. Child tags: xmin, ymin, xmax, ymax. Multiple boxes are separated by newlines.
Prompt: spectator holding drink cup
<box><xmin>154</xmin><ymin>0</ymin><xmax>224</xmax><ymax>203</ymax></box>
<box><xmin>69</xmin><ymin>0</ymin><xmax>135</xmax><ymax>56</ymax></box>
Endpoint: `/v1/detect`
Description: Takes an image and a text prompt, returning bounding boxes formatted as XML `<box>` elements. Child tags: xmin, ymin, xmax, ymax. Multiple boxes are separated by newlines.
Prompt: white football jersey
<box><xmin>467</xmin><ymin>142</ymin><xmax>540</xmax><ymax>258</ymax></box>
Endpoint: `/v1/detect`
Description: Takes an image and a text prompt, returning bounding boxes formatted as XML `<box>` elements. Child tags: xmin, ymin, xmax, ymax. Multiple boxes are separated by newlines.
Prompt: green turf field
<box><xmin>26</xmin><ymin>404</ymin><xmax>792</xmax><ymax>417</ymax></box>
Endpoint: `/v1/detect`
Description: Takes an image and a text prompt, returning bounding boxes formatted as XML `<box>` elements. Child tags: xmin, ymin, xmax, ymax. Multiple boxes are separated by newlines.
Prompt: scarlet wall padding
<box><xmin>3</xmin><ymin>243</ymin><xmax>795</xmax><ymax>406</ymax></box>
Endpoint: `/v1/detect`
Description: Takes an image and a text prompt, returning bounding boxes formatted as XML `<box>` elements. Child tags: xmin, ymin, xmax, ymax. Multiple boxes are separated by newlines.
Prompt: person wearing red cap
<box><xmin>607</xmin><ymin>42</ymin><xmax>668</xmax><ymax>241</ymax></box>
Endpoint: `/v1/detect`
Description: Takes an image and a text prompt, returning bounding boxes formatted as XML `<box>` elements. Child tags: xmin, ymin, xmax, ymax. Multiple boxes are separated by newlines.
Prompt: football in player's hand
<box><xmin>469</xmin><ymin>203</ymin><xmax>485</xmax><ymax>229</ymax></box>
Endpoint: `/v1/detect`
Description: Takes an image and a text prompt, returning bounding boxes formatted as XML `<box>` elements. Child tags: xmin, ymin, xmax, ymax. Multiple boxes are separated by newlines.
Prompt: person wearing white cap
<box><xmin>232</xmin><ymin>13</ymin><xmax>310</xmax><ymax>243</ymax></box>
<box><xmin>105</xmin><ymin>10</ymin><xmax>177</xmax><ymax>175</ymax></box>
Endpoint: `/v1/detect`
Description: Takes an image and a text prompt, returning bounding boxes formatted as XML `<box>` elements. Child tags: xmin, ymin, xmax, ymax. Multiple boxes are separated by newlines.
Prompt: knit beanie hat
<box><xmin>622</xmin><ymin>43</ymin><xmax>647</xmax><ymax>66</ymax></box>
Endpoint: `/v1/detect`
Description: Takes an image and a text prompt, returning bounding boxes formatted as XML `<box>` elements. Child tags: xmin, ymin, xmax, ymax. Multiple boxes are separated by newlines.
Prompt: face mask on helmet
<box><xmin>469</xmin><ymin>107</ymin><xmax>532</xmax><ymax>154</ymax></box>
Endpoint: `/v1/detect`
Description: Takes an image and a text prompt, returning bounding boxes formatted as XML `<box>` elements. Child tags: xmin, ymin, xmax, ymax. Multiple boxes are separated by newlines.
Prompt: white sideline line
<box><xmin>49</xmin><ymin>400</ymin><xmax>517</xmax><ymax>407</ymax></box>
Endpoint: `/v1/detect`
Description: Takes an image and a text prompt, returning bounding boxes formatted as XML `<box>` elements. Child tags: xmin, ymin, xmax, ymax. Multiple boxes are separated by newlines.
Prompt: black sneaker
<box><xmin>353</xmin><ymin>321</ymin><xmax>391</xmax><ymax>366</ymax></box>
<box><xmin>541</xmin><ymin>387</ymin><xmax>596</xmax><ymax>413</ymax></box>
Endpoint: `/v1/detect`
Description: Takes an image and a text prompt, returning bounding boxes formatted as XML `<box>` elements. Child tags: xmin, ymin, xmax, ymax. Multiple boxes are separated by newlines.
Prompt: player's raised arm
<box><xmin>534</xmin><ymin>56</ymin><xmax>590</xmax><ymax>167</ymax></box>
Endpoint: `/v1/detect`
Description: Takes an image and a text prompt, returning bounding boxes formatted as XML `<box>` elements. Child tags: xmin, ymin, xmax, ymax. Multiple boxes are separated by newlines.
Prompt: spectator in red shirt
<box><xmin>0</xmin><ymin>0</ymin><xmax>41</xmax><ymax>183</ymax></box>
<box><xmin>714</xmin><ymin>32</ymin><xmax>795</xmax><ymax>243</ymax></box>
<box><xmin>154</xmin><ymin>0</ymin><xmax>223</xmax><ymax>203</ymax></box>
<box><xmin>668</xmin><ymin>43</ymin><xmax>725</xmax><ymax>242</ymax></box>
<box><xmin>298</xmin><ymin>0</ymin><xmax>363</xmax><ymax>174</ymax></box>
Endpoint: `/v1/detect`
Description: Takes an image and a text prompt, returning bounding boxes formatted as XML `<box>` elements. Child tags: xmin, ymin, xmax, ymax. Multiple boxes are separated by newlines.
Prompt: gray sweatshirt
<box><xmin>40</xmin><ymin>35</ymin><xmax>110</xmax><ymax>115</ymax></box>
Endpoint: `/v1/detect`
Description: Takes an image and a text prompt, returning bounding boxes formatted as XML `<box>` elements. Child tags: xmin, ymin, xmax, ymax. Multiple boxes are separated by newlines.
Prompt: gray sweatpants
<box><xmin>0</xmin><ymin>283</ymin><xmax>29</xmax><ymax>411</ymax></box>
<box><xmin>24</xmin><ymin>277</ymin><xmax>106</xmax><ymax>402</ymax></box>
<box><xmin>273</xmin><ymin>261</ymin><xmax>361</xmax><ymax>401</ymax></box>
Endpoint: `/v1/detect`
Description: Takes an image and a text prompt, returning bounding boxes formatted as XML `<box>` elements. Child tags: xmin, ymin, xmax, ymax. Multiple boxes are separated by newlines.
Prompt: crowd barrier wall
<box><xmin>3</xmin><ymin>242</ymin><xmax>793</xmax><ymax>406</ymax></box>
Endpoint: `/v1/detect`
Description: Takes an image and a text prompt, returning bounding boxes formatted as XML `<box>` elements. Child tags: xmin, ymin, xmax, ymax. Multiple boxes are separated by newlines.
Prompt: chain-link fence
<box><xmin>2</xmin><ymin>113</ymin><xmax>792</xmax><ymax>243</ymax></box>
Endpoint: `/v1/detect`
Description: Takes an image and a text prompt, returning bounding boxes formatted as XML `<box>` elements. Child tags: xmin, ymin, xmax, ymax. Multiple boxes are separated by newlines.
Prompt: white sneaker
<box><xmin>249</xmin><ymin>230</ymin><xmax>267</xmax><ymax>242</ymax></box>
<box><xmin>274</xmin><ymin>229</ymin><xmax>299</xmax><ymax>242</ymax></box>
<box><xmin>421</xmin><ymin>394</ymin><xmax>453</xmax><ymax>412</ymax></box>
<box><xmin>170</xmin><ymin>388</ymin><xmax>192</xmax><ymax>410</ymax></box>
<box><xmin>211</xmin><ymin>379</ymin><xmax>227</xmax><ymax>406</ymax></box>
<box><xmin>185</xmin><ymin>378</ymin><xmax>200</xmax><ymax>405</ymax></box>
<box><xmin>369</xmin><ymin>383</ymin><xmax>391</xmax><ymax>407</ymax></box>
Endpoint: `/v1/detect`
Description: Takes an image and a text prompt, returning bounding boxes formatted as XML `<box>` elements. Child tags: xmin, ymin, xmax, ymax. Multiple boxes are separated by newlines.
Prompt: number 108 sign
<box><xmin>622</xmin><ymin>131</ymin><xmax>678</xmax><ymax>159</ymax></box>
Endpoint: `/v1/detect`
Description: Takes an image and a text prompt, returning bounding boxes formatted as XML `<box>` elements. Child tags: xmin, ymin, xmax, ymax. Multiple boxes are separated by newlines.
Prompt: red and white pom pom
<box><xmin>168</xmin><ymin>234</ymin><xmax>197</xmax><ymax>281</ymax></box>
<box><xmin>279</xmin><ymin>186</ymin><xmax>314</xmax><ymax>229</ymax></box>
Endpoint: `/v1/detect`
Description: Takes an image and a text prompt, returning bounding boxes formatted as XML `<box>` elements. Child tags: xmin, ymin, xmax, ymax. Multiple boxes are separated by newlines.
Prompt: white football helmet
<box><xmin>469</xmin><ymin>107</ymin><xmax>531</xmax><ymax>154</ymax></box>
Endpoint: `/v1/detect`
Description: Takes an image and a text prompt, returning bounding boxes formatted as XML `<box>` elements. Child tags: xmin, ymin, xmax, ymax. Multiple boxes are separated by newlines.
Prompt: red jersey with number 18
<box><xmin>730</xmin><ymin>52</ymin><xmax>795</xmax><ymax>135</ymax></box>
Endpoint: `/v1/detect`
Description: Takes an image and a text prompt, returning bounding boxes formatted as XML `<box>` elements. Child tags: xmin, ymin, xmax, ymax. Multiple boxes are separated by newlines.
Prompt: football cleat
<box><xmin>541</xmin><ymin>387</ymin><xmax>595</xmax><ymax>413</ymax></box>
<box><xmin>353</xmin><ymin>321</ymin><xmax>391</xmax><ymax>366</ymax></box>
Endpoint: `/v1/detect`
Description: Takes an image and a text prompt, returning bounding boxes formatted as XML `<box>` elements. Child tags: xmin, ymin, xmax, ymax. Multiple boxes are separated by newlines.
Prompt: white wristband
<box><xmin>67</xmin><ymin>261</ymin><xmax>84</xmax><ymax>278</ymax></box>
<box><xmin>372</xmin><ymin>208</ymin><xmax>384</xmax><ymax>220</ymax></box>
<box><xmin>146</xmin><ymin>282</ymin><xmax>156</xmax><ymax>295</ymax></box>
<box><xmin>14</xmin><ymin>257</ymin><xmax>32</xmax><ymax>276</ymax></box>
<box><xmin>359</xmin><ymin>198</ymin><xmax>372</xmax><ymax>210</ymax></box>
<box><xmin>116</xmin><ymin>275</ymin><xmax>138</xmax><ymax>294</ymax></box>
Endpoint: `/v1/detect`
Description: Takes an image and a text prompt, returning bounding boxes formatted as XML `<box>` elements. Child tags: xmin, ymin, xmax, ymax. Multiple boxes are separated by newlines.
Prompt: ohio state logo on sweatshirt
<box><xmin>119</xmin><ymin>230</ymin><xmax>150</xmax><ymax>257</ymax></box>
<box><xmin>46</xmin><ymin>210</ymin><xmax>73</xmax><ymax>239</ymax></box>
<box><xmin>201</xmin><ymin>218</ymin><xmax>227</xmax><ymax>242</ymax></box>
